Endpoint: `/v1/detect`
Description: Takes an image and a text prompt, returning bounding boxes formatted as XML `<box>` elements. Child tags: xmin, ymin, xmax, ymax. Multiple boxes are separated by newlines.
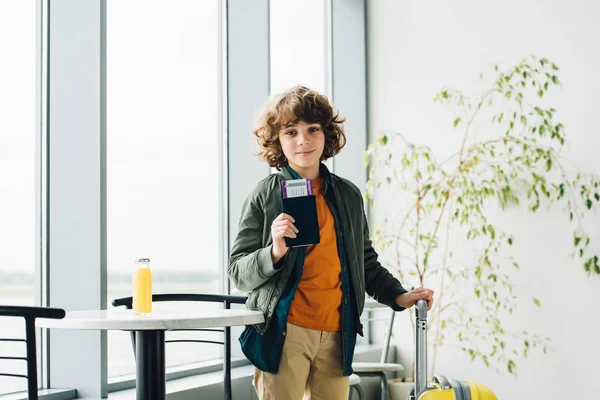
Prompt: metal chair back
<box><xmin>0</xmin><ymin>306</ymin><xmax>65</xmax><ymax>400</ymax></box>
<box><xmin>112</xmin><ymin>293</ymin><xmax>247</xmax><ymax>400</ymax></box>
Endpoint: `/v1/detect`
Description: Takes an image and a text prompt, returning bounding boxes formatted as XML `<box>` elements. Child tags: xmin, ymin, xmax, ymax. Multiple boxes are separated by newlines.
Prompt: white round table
<box><xmin>37</xmin><ymin>308</ymin><xmax>264</xmax><ymax>400</ymax></box>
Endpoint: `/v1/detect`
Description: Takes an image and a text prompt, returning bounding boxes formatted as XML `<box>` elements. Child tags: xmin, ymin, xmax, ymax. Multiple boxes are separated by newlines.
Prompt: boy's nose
<box><xmin>297</xmin><ymin>132</ymin><xmax>310</xmax><ymax>145</ymax></box>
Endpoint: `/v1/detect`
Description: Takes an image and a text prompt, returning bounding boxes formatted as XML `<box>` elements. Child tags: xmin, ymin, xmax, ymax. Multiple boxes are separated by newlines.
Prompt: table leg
<box><xmin>136</xmin><ymin>330</ymin><xmax>166</xmax><ymax>400</ymax></box>
<box><xmin>224</xmin><ymin>326</ymin><xmax>231</xmax><ymax>400</ymax></box>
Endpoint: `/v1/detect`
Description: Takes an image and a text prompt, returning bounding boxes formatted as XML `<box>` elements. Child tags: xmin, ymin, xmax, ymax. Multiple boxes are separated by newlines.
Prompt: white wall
<box><xmin>366</xmin><ymin>1</ymin><xmax>600</xmax><ymax>399</ymax></box>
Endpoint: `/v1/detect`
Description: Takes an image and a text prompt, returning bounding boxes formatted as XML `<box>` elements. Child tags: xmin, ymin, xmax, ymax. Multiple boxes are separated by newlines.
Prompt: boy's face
<box><xmin>278</xmin><ymin>120</ymin><xmax>325</xmax><ymax>178</ymax></box>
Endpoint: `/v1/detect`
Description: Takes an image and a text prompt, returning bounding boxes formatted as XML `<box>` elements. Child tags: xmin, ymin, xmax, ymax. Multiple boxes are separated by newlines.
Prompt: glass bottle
<box><xmin>133</xmin><ymin>258</ymin><xmax>152</xmax><ymax>315</ymax></box>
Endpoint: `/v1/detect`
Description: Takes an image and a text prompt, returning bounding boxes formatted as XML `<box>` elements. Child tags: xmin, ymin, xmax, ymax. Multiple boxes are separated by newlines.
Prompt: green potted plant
<box><xmin>364</xmin><ymin>56</ymin><xmax>600</xmax><ymax>390</ymax></box>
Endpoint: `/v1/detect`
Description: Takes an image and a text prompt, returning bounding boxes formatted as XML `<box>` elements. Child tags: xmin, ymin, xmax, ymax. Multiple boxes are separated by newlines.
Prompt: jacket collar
<box><xmin>279</xmin><ymin>163</ymin><xmax>336</xmax><ymax>188</ymax></box>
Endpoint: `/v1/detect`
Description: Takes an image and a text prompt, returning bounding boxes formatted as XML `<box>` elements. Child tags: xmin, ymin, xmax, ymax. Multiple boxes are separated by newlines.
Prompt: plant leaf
<box><xmin>508</xmin><ymin>360</ymin><xmax>516</xmax><ymax>374</ymax></box>
<box><xmin>520</xmin><ymin>115</ymin><xmax>527</xmax><ymax>126</ymax></box>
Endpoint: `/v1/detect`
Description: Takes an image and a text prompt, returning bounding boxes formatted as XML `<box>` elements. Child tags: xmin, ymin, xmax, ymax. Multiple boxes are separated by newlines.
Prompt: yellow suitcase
<box><xmin>409</xmin><ymin>300</ymin><xmax>498</xmax><ymax>400</ymax></box>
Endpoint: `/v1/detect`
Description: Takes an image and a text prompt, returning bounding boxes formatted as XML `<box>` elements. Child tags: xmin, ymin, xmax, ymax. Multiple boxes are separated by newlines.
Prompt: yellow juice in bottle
<box><xmin>133</xmin><ymin>258</ymin><xmax>152</xmax><ymax>315</ymax></box>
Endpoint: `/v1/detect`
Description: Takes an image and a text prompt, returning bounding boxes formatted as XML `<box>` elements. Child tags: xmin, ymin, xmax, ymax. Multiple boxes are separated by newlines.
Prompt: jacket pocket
<box><xmin>247</xmin><ymin>279</ymin><xmax>277</xmax><ymax>317</ymax></box>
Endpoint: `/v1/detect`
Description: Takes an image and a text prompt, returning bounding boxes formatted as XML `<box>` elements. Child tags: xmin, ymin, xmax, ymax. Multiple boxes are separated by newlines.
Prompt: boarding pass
<box><xmin>281</xmin><ymin>179</ymin><xmax>313</xmax><ymax>198</ymax></box>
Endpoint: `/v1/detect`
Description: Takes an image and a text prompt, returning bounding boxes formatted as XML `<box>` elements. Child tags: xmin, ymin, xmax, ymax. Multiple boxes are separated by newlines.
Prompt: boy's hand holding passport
<box><xmin>280</xmin><ymin>179</ymin><xmax>320</xmax><ymax>248</ymax></box>
<box><xmin>271</xmin><ymin>179</ymin><xmax>321</xmax><ymax>262</ymax></box>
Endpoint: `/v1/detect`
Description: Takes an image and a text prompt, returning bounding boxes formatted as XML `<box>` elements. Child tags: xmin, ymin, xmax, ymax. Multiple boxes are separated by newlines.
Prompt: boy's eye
<box><xmin>309</xmin><ymin>127</ymin><xmax>320</xmax><ymax>133</ymax></box>
<box><xmin>285</xmin><ymin>130</ymin><xmax>296</xmax><ymax>136</ymax></box>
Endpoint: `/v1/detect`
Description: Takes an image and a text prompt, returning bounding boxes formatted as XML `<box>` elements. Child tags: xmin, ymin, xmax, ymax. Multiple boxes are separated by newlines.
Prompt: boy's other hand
<box><xmin>395</xmin><ymin>287</ymin><xmax>434</xmax><ymax>310</ymax></box>
<box><xmin>271</xmin><ymin>213</ymin><xmax>298</xmax><ymax>263</ymax></box>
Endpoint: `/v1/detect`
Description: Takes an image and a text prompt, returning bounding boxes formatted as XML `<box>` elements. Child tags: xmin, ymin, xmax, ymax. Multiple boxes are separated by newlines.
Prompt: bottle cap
<box><xmin>135</xmin><ymin>258</ymin><xmax>151</xmax><ymax>268</ymax></box>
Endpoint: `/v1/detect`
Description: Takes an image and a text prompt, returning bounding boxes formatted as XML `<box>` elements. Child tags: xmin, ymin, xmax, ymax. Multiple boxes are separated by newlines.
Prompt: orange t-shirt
<box><xmin>287</xmin><ymin>178</ymin><xmax>342</xmax><ymax>332</ymax></box>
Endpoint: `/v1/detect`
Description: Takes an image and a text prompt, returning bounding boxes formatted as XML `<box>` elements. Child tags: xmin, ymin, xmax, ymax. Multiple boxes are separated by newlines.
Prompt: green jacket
<box><xmin>228</xmin><ymin>164</ymin><xmax>407</xmax><ymax>335</ymax></box>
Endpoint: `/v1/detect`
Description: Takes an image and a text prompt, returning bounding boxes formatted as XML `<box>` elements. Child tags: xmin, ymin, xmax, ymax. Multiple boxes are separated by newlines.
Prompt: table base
<box><xmin>136</xmin><ymin>330</ymin><xmax>166</xmax><ymax>400</ymax></box>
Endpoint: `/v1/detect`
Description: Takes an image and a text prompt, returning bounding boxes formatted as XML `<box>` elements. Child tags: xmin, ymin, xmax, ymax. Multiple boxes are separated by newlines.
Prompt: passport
<box><xmin>281</xmin><ymin>194</ymin><xmax>320</xmax><ymax>248</ymax></box>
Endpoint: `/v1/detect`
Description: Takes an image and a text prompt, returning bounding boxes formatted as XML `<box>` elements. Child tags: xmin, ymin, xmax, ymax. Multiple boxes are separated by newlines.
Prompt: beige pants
<box><xmin>253</xmin><ymin>323</ymin><xmax>350</xmax><ymax>400</ymax></box>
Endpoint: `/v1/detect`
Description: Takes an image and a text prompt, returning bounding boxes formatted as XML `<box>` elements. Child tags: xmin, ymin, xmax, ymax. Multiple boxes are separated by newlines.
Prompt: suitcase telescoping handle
<box><xmin>415</xmin><ymin>299</ymin><xmax>429</xmax><ymax>397</ymax></box>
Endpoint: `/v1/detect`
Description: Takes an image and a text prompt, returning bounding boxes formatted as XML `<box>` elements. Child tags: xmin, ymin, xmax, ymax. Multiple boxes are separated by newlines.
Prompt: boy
<box><xmin>228</xmin><ymin>85</ymin><xmax>433</xmax><ymax>399</ymax></box>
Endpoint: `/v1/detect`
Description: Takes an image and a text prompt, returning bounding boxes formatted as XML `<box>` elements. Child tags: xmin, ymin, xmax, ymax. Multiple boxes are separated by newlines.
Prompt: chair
<box><xmin>112</xmin><ymin>293</ymin><xmax>247</xmax><ymax>400</ymax></box>
<box><xmin>0</xmin><ymin>305</ymin><xmax>66</xmax><ymax>400</ymax></box>
<box><xmin>349</xmin><ymin>373</ymin><xmax>365</xmax><ymax>400</ymax></box>
<box><xmin>352</xmin><ymin>301</ymin><xmax>404</xmax><ymax>400</ymax></box>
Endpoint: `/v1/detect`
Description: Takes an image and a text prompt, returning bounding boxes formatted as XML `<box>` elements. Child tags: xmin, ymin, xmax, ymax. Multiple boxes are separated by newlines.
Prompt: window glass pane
<box><xmin>107</xmin><ymin>0</ymin><xmax>221</xmax><ymax>379</ymax></box>
<box><xmin>270</xmin><ymin>0</ymin><xmax>328</xmax><ymax>95</ymax></box>
<box><xmin>0</xmin><ymin>0</ymin><xmax>37</xmax><ymax>395</ymax></box>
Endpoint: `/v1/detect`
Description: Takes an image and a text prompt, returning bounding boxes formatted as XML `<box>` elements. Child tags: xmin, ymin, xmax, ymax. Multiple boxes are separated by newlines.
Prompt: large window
<box><xmin>270</xmin><ymin>0</ymin><xmax>329</xmax><ymax>95</ymax></box>
<box><xmin>107</xmin><ymin>0</ymin><xmax>221</xmax><ymax>379</ymax></box>
<box><xmin>269</xmin><ymin>0</ymin><xmax>331</xmax><ymax>174</ymax></box>
<box><xmin>0</xmin><ymin>0</ymin><xmax>38</xmax><ymax>396</ymax></box>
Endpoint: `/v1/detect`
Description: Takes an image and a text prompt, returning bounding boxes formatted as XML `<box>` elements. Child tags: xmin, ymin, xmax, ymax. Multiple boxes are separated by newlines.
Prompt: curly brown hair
<box><xmin>253</xmin><ymin>85</ymin><xmax>346</xmax><ymax>169</ymax></box>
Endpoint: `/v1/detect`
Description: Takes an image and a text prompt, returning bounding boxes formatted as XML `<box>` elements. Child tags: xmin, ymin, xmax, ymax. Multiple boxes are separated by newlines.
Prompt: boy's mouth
<box><xmin>296</xmin><ymin>150</ymin><xmax>315</xmax><ymax>156</ymax></box>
